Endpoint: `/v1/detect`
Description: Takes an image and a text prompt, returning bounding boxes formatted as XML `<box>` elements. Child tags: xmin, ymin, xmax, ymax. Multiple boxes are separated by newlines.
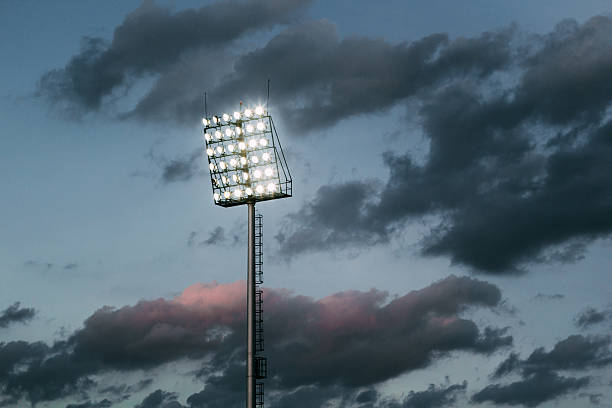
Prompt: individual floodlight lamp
<box><xmin>201</xmin><ymin>104</ymin><xmax>292</xmax><ymax>408</ymax></box>
<box><xmin>202</xmin><ymin>106</ymin><xmax>292</xmax><ymax>207</ymax></box>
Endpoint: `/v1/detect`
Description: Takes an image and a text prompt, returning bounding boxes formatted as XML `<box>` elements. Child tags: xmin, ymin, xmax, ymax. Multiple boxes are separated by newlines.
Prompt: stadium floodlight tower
<box><xmin>202</xmin><ymin>103</ymin><xmax>292</xmax><ymax>408</ymax></box>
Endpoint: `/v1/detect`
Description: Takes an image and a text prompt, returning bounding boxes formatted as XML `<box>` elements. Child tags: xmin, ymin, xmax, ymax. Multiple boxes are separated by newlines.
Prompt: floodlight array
<box><xmin>202</xmin><ymin>106</ymin><xmax>292</xmax><ymax>207</ymax></box>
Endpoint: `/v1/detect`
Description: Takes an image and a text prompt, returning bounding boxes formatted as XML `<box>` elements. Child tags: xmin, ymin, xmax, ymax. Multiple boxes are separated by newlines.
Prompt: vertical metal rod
<box><xmin>247</xmin><ymin>202</ymin><xmax>256</xmax><ymax>408</ymax></box>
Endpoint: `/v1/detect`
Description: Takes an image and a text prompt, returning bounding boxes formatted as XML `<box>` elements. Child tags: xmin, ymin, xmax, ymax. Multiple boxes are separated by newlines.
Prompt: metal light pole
<box><xmin>247</xmin><ymin>202</ymin><xmax>256</xmax><ymax>408</ymax></box>
<box><xmin>202</xmin><ymin>105</ymin><xmax>292</xmax><ymax>408</ymax></box>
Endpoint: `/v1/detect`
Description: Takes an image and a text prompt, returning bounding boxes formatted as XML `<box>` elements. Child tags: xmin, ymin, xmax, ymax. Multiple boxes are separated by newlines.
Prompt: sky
<box><xmin>1</xmin><ymin>0</ymin><xmax>612</xmax><ymax>407</ymax></box>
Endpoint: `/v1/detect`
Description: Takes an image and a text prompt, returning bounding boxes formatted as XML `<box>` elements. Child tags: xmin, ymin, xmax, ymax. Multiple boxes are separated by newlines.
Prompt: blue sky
<box><xmin>1</xmin><ymin>1</ymin><xmax>612</xmax><ymax>407</ymax></box>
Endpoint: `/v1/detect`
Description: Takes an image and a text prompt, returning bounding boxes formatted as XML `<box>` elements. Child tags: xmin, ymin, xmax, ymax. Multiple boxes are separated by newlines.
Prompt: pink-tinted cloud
<box><xmin>0</xmin><ymin>276</ymin><xmax>510</xmax><ymax>404</ymax></box>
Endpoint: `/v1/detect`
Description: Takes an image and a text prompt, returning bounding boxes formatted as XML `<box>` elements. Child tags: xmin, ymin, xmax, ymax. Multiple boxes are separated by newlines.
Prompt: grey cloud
<box><xmin>188</xmin><ymin>226</ymin><xmax>241</xmax><ymax>247</ymax></box>
<box><xmin>0</xmin><ymin>302</ymin><xmax>36</xmax><ymax>328</ymax></box>
<box><xmin>201</xmin><ymin>226</ymin><xmax>226</xmax><ymax>246</ymax></box>
<box><xmin>161</xmin><ymin>149</ymin><xmax>203</xmax><ymax>184</ymax></box>
<box><xmin>278</xmin><ymin>16</ymin><xmax>612</xmax><ymax>273</ymax></box>
<box><xmin>575</xmin><ymin>307</ymin><xmax>612</xmax><ymax>328</ymax></box>
<box><xmin>472</xmin><ymin>371</ymin><xmax>590</xmax><ymax>407</ymax></box>
<box><xmin>493</xmin><ymin>335</ymin><xmax>612</xmax><ymax>378</ymax></box>
<box><xmin>484</xmin><ymin>334</ymin><xmax>611</xmax><ymax>406</ymax></box>
<box><xmin>383</xmin><ymin>382</ymin><xmax>467</xmax><ymax>408</ymax></box>
<box><xmin>38</xmin><ymin>0</ymin><xmax>313</xmax><ymax>115</ymax></box>
<box><xmin>98</xmin><ymin>378</ymin><xmax>153</xmax><ymax>401</ymax></box>
<box><xmin>135</xmin><ymin>390</ymin><xmax>186</xmax><ymax>408</ymax></box>
<box><xmin>65</xmin><ymin>400</ymin><xmax>112</xmax><ymax>408</ymax></box>
<box><xmin>532</xmin><ymin>293</ymin><xmax>564</xmax><ymax>301</ymax></box>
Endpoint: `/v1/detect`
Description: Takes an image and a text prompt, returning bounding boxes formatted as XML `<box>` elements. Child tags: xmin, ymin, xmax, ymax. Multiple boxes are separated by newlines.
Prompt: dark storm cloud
<box><xmin>0</xmin><ymin>302</ymin><xmax>36</xmax><ymax>328</ymax></box>
<box><xmin>278</xmin><ymin>16</ymin><xmax>612</xmax><ymax>273</ymax></box>
<box><xmin>575</xmin><ymin>307</ymin><xmax>612</xmax><ymax>328</ymax></box>
<box><xmin>175</xmin><ymin>20</ymin><xmax>514</xmax><ymax>132</ymax></box>
<box><xmin>38</xmin><ymin>0</ymin><xmax>313</xmax><ymax>114</ymax></box>
<box><xmin>0</xmin><ymin>277</ymin><xmax>507</xmax><ymax>404</ymax></box>
<box><xmin>472</xmin><ymin>371</ymin><xmax>590</xmax><ymax>407</ymax></box>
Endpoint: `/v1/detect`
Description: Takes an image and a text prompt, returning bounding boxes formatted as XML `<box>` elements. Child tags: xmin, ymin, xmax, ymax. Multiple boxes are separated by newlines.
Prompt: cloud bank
<box><xmin>0</xmin><ymin>277</ymin><xmax>507</xmax><ymax>406</ymax></box>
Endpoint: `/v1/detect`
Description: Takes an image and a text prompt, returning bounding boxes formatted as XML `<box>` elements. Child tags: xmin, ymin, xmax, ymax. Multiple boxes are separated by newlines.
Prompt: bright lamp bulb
<box><xmin>256</xmin><ymin>185</ymin><xmax>264</xmax><ymax>194</ymax></box>
<box><xmin>230</xmin><ymin>158</ymin><xmax>237</xmax><ymax>167</ymax></box>
<box><xmin>204</xmin><ymin>133</ymin><xmax>211</xmax><ymax>142</ymax></box>
<box><xmin>251</xmin><ymin>156</ymin><xmax>259</xmax><ymax>164</ymax></box>
<box><xmin>265</xmin><ymin>167</ymin><xmax>273</xmax><ymax>177</ymax></box>
<box><xmin>202</xmin><ymin>118</ymin><xmax>208</xmax><ymax>126</ymax></box>
<box><xmin>255</xmin><ymin>106</ymin><xmax>264</xmax><ymax>116</ymax></box>
<box><xmin>219</xmin><ymin>162</ymin><xmax>227</xmax><ymax>170</ymax></box>
<box><xmin>209</xmin><ymin>163</ymin><xmax>215</xmax><ymax>171</ymax></box>
<box><xmin>267</xmin><ymin>183</ymin><xmax>276</xmax><ymax>192</ymax></box>
<box><xmin>206</xmin><ymin>148</ymin><xmax>214</xmax><ymax>156</ymax></box>
<box><xmin>242</xmin><ymin>172</ymin><xmax>249</xmax><ymax>180</ymax></box>
<box><xmin>259</xmin><ymin>138</ymin><xmax>268</xmax><ymax>146</ymax></box>
<box><xmin>236</xmin><ymin>127</ymin><xmax>242</xmax><ymax>135</ymax></box>
<box><xmin>213</xmin><ymin>193</ymin><xmax>220</xmax><ymax>201</ymax></box>
<box><xmin>240</xmin><ymin>157</ymin><xmax>247</xmax><ymax>165</ymax></box>
<box><xmin>228</xmin><ymin>144</ymin><xmax>235</xmax><ymax>153</ymax></box>
<box><xmin>212</xmin><ymin>116</ymin><xmax>219</xmax><ymax>124</ymax></box>
<box><xmin>248</xmin><ymin>139</ymin><xmax>257</xmax><ymax>148</ymax></box>
<box><xmin>223</xmin><ymin>191</ymin><xmax>231</xmax><ymax>198</ymax></box>
<box><xmin>234</xmin><ymin>111</ymin><xmax>241</xmax><ymax>120</ymax></box>
<box><xmin>262</xmin><ymin>152</ymin><xmax>270</xmax><ymax>161</ymax></box>
<box><xmin>225</xmin><ymin>128</ymin><xmax>233</xmax><ymax>137</ymax></box>
<box><xmin>232</xmin><ymin>174</ymin><xmax>238</xmax><ymax>182</ymax></box>
<box><xmin>222</xmin><ymin>113</ymin><xmax>230</xmax><ymax>122</ymax></box>
<box><xmin>246</xmin><ymin>124</ymin><xmax>254</xmax><ymax>133</ymax></box>
<box><xmin>245</xmin><ymin>187</ymin><xmax>253</xmax><ymax>195</ymax></box>
<box><xmin>245</xmin><ymin>109</ymin><xmax>252</xmax><ymax>118</ymax></box>
<box><xmin>216</xmin><ymin>146</ymin><xmax>223</xmax><ymax>154</ymax></box>
<box><xmin>238</xmin><ymin>142</ymin><xmax>246</xmax><ymax>151</ymax></box>
<box><xmin>257</xmin><ymin>122</ymin><xmax>265</xmax><ymax>131</ymax></box>
<box><xmin>215</xmin><ymin>131</ymin><xmax>222</xmax><ymax>140</ymax></box>
<box><xmin>234</xmin><ymin>189</ymin><xmax>242</xmax><ymax>198</ymax></box>
<box><xmin>254</xmin><ymin>169</ymin><xmax>262</xmax><ymax>179</ymax></box>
